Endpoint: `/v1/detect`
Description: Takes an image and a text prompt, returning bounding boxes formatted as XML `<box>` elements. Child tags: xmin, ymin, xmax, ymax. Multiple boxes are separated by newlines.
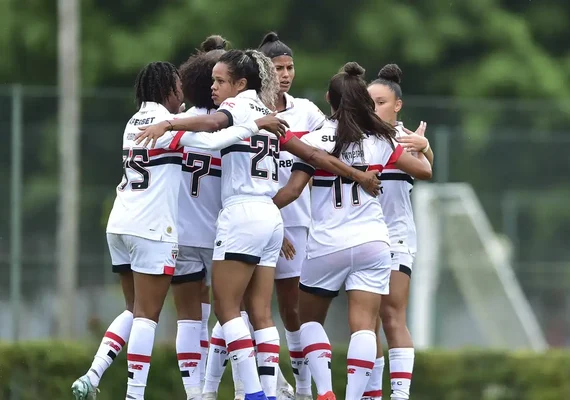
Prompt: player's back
<box><xmin>106</xmin><ymin>102</ymin><xmax>183</xmax><ymax>243</ymax></box>
<box><xmin>277</xmin><ymin>93</ymin><xmax>325</xmax><ymax>227</ymax></box>
<box><xmin>217</xmin><ymin>90</ymin><xmax>280</xmax><ymax>207</ymax></box>
<box><xmin>177</xmin><ymin>107</ymin><xmax>222</xmax><ymax>248</ymax></box>
<box><xmin>296</xmin><ymin>120</ymin><xmax>402</xmax><ymax>258</ymax></box>
<box><xmin>379</xmin><ymin>122</ymin><xmax>416</xmax><ymax>254</ymax></box>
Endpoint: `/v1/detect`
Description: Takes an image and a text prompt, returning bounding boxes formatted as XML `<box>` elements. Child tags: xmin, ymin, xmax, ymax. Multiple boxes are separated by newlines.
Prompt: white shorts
<box><xmin>391</xmin><ymin>251</ymin><xmax>414</xmax><ymax>278</ymax></box>
<box><xmin>275</xmin><ymin>226</ymin><xmax>308</xmax><ymax>280</ymax></box>
<box><xmin>172</xmin><ymin>246</ymin><xmax>213</xmax><ymax>286</ymax></box>
<box><xmin>107</xmin><ymin>233</ymin><xmax>177</xmax><ymax>276</ymax></box>
<box><xmin>212</xmin><ymin>200</ymin><xmax>283</xmax><ymax>267</ymax></box>
<box><xmin>299</xmin><ymin>241</ymin><xmax>392</xmax><ymax>297</ymax></box>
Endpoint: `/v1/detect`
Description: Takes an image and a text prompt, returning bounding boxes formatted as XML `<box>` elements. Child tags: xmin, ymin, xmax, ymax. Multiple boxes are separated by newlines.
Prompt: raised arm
<box><xmin>281</xmin><ymin>135</ymin><xmax>381</xmax><ymax>197</ymax></box>
<box><xmin>394</xmin><ymin>150</ymin><xmax>432</xmax><ymax>180</ymax></box>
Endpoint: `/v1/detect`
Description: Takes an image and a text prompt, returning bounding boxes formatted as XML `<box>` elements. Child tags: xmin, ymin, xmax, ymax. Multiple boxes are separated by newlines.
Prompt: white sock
<box><xmin>223</xmin><ymin>317</ymin><xmax>262</xmax><ymax>396</ymax></box>
<box><xmin>300</xmin><ymin>321</ymin><xmax>332</xmax><ymax>396</ymax></box>
<box><xmin>346</xmin><ymin>330</ymin><xmax>376</xmax><ymax>400</ymax></box>
<box><xmin>286</xmin><ymin>329</ymin><xmax>311</xmax><ymax>396</ymax></box>
<box><xmin>363</xmin><ymin>357</ymin><xmax>384</xmax><ymax>399</ymax></box>
<box><xmin>255</xmin><ymin>327</ymin><xmax>280</xmax><ymax>400</ymax></box>
<box><xmin>202</xmin><ymin>321</ymin><xmax>228</xmax><ymax>394</ymax></box>
<box><xmin>389</xmin><ymin>348</ymin><xmax>415</xmax><ymax>400</ymax></box>
<box><xmin>126</xmin><ymin>318</ymin><xmax>157</xmax><ymax>399</ymax></box>
<box><xmin>86</xmin><ymin>310</ymin><xmax>133</xmax><ymax>387</ymax></box>
<box><xmin>176</xmin><ymin>320</ymin><xmax>202</xmax><ymax>391</ymax></box>
<box><xmin>240</xmin><ymin>311</ymin><xmax>256</xmax><ymax>346</ymax></box>
<box><xmin>200</xmin><ymin>303</ymin><xmax>211</xmax><ymax>386</ymax></box>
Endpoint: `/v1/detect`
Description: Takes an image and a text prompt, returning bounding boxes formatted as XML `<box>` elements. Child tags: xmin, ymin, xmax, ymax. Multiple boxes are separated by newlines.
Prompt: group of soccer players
<box><xmin>71</xmin><ymin>32</ymin><xmax>433</xmax><ymax>400</ymax></box>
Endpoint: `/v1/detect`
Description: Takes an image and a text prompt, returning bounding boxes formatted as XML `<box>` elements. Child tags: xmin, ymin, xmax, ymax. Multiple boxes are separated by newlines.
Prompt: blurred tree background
<box><xmin>1</xmin><ymin>0</ymin><xmax>570</xmax><ymax>344</ymax></box>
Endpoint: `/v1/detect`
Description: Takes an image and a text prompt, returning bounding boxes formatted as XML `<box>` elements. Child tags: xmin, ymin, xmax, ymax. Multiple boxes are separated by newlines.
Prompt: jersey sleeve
<box><xmin>289</xmin><ymin>132</ymin><xmax>324</xmax><ymax>177</ymax></box>
<box><xmin>167</xmin><ymin>119</ymin><xmax>259</xmax><ymax>151</ymax></box>
<box><xmin>216</xmin><ymin>97</ymin><xmax>252</xmax><ymax>127</ymax></box>
<box><xmin>305</xmin><ymin>100</ymin><xmax>327</xmax><ymax>132</ymax></box>
<box><xmin>383</xmin><ymin>139</ymin><xmax>404</xmax><ymax>168</ymax></box>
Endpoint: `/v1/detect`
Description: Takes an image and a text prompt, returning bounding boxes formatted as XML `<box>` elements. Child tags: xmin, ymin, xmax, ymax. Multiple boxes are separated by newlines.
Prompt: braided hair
<box><xmin>217</xmin><ymin>49</ymin><xmax>279</xmax><ymax>108</ymax></box>
<box><xmin>134</xmin><ymin>61</ymin><xmax>180</xmax><ymax>108</ymax></box>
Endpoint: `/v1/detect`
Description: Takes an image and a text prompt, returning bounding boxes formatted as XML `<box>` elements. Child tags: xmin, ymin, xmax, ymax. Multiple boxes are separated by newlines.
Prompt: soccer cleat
<box><xmin>277</xmin><ymin>372</ymin><xmax>295</xmax><ymax>400</ymax></box>
<box><xmin>295</xmin><ymin>395</ymin><xmax>313</xmax><ymax>400</ymax></box>
<box><xmin>186</xmin><ymin>387</ymin><xmax>203</xmax><ymax>400</ymax></box>
<box><xmin>202</xmin><ymin>392</ymin><xmax>217</xmax><ymax>400</ymax></box>
<box><xmin>71</xmin><ymin>375</ymin><xmax>99</xmax><ymax>400</ymax></box>
<box><xmin>316</xmin><ymin>392</ymin><xmax>335</xmax><ymax>400</ymax></box>
<box><xmin>244</xmin><ymin>391</ymin><xmax>268</xmax><ymax>400</ymax></box>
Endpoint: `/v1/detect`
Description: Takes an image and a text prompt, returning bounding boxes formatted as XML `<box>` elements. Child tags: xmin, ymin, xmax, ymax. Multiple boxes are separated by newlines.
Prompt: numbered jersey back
<box><xmin>178</xmin><ymin>107</ymin><xmax>222</xmax><ymax>248</ymax></box>
<box><xmin>294</xmin><ymin>120</ymin><xmax>402</xmax><ymax>258</ymax></box>
<box><xmin>106</xmin><ymin>102</ymin><xmax>182</xmax><ymax>243</ymax></box>
<box><xmin>217</xmin><ymin>90</ymin><xmax>280</xmax><ymax>205</ymax></box>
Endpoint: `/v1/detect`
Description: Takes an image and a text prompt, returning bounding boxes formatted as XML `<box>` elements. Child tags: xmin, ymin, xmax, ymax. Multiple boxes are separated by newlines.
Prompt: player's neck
<box><xmin>275</xmin><ymin>93</ymin><xmax>287</xmax><ymax>112</ymax></box>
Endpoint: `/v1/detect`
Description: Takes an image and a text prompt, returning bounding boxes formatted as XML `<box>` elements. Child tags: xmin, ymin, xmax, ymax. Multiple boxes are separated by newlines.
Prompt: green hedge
<box><xmin>0</xmin><ymin>343</ymin><xmax>569</xmax><ymax>399</ymax></box>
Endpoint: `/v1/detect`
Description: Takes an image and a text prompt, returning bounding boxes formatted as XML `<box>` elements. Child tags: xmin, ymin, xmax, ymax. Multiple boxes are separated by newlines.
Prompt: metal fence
<box><xmin>1</xmin><ymin>85</ymin><xmax>570</xmax><ymax>345</ymax></box>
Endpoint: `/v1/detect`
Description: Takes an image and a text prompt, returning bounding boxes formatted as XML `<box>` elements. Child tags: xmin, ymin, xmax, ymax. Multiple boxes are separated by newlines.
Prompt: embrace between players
<box><xmin>72</xmin><ymin>32</ymin><xmax>434</xmax><ymax>400</ymax></box>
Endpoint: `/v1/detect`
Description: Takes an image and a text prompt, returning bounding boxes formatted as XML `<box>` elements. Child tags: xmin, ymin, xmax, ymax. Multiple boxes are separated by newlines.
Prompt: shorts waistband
<box><xmin>223</xmin><ymin>195</ymin><xmax>274</xmax><ymax>208</ymax></box>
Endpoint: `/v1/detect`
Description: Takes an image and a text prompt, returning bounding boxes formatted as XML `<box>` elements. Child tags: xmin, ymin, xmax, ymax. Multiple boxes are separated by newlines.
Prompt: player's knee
<box><xmin>247</xmin><ymin>304</ymin><xmax>273</xmax><ymax>330</ymax></box>
<box><xmin>381</xmin><ymin>304</ymin><xmax>406</xmax><ymax>336</ymax></box>
<box><xmin>279</xmin><ymin>301</ymin><xmax>300</xmax><ymax>331</ymax></box>
<box><xmin>348</xmin><ymin>310</ymin><xmax>377</xmax><ymax>333</ymax></box>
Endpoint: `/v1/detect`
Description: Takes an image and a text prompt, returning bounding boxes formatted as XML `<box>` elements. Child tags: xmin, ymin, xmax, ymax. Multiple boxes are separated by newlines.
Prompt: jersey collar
<box><xmin>283</xmin><ymin>92</ymin><xmax>295</xmax><ymax>111</ymax></box>
<box><xmin>236</xmin><ymin>90</ymin><xmax>259</xmax><ymax>101</ymax></box>
<box><xmin>139</xmin><ymin>101</ymin><xmax>170</xmax><ymax>114</ymax></box>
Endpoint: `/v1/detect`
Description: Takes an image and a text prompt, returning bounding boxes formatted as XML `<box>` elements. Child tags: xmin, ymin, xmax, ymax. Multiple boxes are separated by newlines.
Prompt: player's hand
<box><xmin>399</xmin><ymin>121</ymin><xmax>428</xmax><ymax>152</ymax></box>
<box><xmin>356</xmin><ymin>170</ymin><xmax>381</xmax><ymax>197</ymax></box>
<box><xmin>280</xmin><ymin>237</ymin><xmax>296</xmax><ymax>260</ymax></box>
<box><xmin>255</xmin><ymin>113</ymin><xmax>289</xmax><ymax>138</ymax></box>
<box><xmin>136</xmin><ymin>120</ymin><xmax>170</xmax><ymax>148</ymax></box>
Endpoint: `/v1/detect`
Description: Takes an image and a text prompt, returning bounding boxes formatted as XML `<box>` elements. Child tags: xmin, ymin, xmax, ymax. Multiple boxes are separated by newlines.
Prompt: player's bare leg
<box><xmin>381</xmin><ymin>271</ymin><xmax>414</xmax><ymax>400</ymax></box>
<box><xmin>172</xmin><ymin>278</ymin><xmax>205</xmax><ymax>399</ymax></box>
<box><xmin>275</xmin><ymin>277</ymin><xmax>304</xmax><ymax>399</ymax></box>
<box><xmin>298</xmin><ymin>291</ymin><xmax>335</xmax><ymax>400</ymax></box>
<box><xmin>72</xmin><ymin>271</ymin><xmax>135</xmax><ymax>400</ymax></box>
<box><xmin>212</xmin><ymin>260</ymin><xmax>266</xmax><ymax>400</ymax></box>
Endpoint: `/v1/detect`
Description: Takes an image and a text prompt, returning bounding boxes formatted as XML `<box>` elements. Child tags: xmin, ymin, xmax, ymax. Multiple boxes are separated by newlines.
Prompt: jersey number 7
<box><xmin>119</xmin><ymin>148</ymin><xmax>150</xmax><ymax>191</ymax></box>
<box><xmin>185</xmin><ymin>152</ymin><xmax>212</xmax><ymax>197</ymax></box>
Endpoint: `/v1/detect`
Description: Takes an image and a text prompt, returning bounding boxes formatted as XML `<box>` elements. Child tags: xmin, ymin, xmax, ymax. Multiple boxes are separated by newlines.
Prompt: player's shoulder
<box><xmin>181</xmin><ymin>106</ymin><xmax>208</xmax><ymax>117</ymax></box>
<box><xmin>301</xmin><ymin>119</ymin><xmax>335</xmax><ymax>145</ymax></box>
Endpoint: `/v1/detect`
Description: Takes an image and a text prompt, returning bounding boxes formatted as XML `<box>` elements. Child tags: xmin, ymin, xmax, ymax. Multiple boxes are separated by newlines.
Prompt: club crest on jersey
<box><xmin>171</xmin><ymin>248</ymin><xmax>179</xmax><ymax>260</ymax></box>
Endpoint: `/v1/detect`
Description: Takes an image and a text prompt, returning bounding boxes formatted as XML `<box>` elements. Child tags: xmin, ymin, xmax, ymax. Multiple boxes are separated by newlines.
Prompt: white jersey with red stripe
<box><xmin>177</xmin><ymin>107</ymin><xmax>222</xmax><ymax>248</ymax></box>
<box><xmin>293</xmin><ymin>119</ymin><xmax>403</xmax><ymax>259</ymax></box>
<box><xmin>379</xmin><ymin>122</ymin><xmax>417</xmax><ymax>254</ymax></box>
<box><xmin>217</xmin><ymin>90</ymin><xmax>294</xmax><ymax>207</ymax></box>
<box><xmin>277</xmin><ymin>93</ymin><xmax>326</xmax><ymax>228</ymax></box>
<box><xmin>107</xmin><ymin>102</ymin><xmax>183</xmax><ymax>243</ymax></box>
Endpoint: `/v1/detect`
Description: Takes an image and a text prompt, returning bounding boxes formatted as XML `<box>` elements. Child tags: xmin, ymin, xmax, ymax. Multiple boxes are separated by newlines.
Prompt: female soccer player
<box><xmin>272</xmin><ymin>62</ymin><xmax>432</xmax><ymax>400</ymax></box>
<box><xmin>71</xmin><ymin>61</ymin><xmax>287</xmax><ymax>400</ymax></box>
<box><xmin>258</xmin><ymin>32</ymin><xmax>325</xmax><ymax>400</ymax></box>
<box><xmin>173</xmin><ymin>35</ymin><xmax>230</xmax><ymax>399</ymax></box>
<box><xmin>362</xmin><ymin>64</ymin><xmax>434</xmax><ymax>400</ymax></box>
<box><xmin>136</xmin><ymin>51</ymin><xmax>382</xmax><ymax>400</ymax></box>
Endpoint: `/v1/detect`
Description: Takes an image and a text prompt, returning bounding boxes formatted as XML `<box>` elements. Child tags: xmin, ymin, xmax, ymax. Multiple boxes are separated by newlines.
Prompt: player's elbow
<box><xmin>305</xmin><ymin>147</ymin><xmax>321</xmax><ymax>168</ymax></box>
<box><xmin>416</xmin><ymin>166</ymin><xmax>432</xmax><ymax>180</ymax></box>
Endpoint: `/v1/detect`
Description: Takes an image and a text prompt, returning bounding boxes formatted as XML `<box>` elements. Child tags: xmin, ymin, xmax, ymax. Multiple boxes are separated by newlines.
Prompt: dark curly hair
<box><xmin>134</xmin><ymin>61</ymin><xmax>179</xmax><ymax>108</ymax></box>
<box><xmin>179</xmin><ymin>35</ymin><xmax>230</xmax><ymax>109</ymax></box>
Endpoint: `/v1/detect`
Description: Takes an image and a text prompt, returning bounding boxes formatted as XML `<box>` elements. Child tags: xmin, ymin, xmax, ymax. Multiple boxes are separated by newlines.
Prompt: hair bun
<box><xmin>200</xmin><ymin>35</ymin><xmax>228</xmax><ymax>52</ymax></box>
<box><xmin>260</xmin><ymin>32</ymin><xmax>280</xmax><ymax>46</ymax></box>
<box><xmin>378</xmin><ymin>64</ymin><xmax>402</xmax><ymax>84</ymax></box>
<box><xmin>342</xmin><ymin>62</ymin><xmax>365</xmax><ymax>78</ymax></box>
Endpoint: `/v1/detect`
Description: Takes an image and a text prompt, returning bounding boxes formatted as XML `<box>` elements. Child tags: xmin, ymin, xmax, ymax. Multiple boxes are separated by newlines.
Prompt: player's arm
<box><xmin>136</xmin><ymin>113</ymin><xmax>230</xmax><ymax>148</ymax></box>
<box><xmin>272</xmin><ymin>167</ymin><xmax>312</xmax><ymax>209</ymax></box>
<box><xmin>394</xmin><ymin>150</ymin><xmax>432</xmax><ymax>180</ymax></box>
<box><xmin>397</xmin><ymin>122</ymin><xmax>434</xmax><ymax>167</ymax></box>
<box><xmin>280</xmin><ymin>135</ymin><xmax>381</xmax><ymax>197</ymax></box>
<box><xmin>167</xmin><ymin>115</ymin><xmax>288</xmax><ymax>151</ymax></box>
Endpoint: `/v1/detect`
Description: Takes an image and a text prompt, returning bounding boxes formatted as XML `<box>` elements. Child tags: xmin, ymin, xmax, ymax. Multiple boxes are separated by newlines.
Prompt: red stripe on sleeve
<box><xmin>279</xmin><ymin>131</ymin><xmax>296</xmax><ymax>146</ymax></box>
<box><xmin>168</xmin><ymin>131</ymin><xmax>186</xmax><ymax>150</ymax></box>
<box><xmin>148</xmin><ymin>148</ymin><xmax>183</xmax><ymax>157</ymax></box>
<box><xmin>385</xmin><ymin>144</ymin><xmax>404</xmax><ymax>169</ymax></box>
<box><xmin>211</xmin><ymin>157</ymin><xmax>221</xmax><ymax>167</ymax></box>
